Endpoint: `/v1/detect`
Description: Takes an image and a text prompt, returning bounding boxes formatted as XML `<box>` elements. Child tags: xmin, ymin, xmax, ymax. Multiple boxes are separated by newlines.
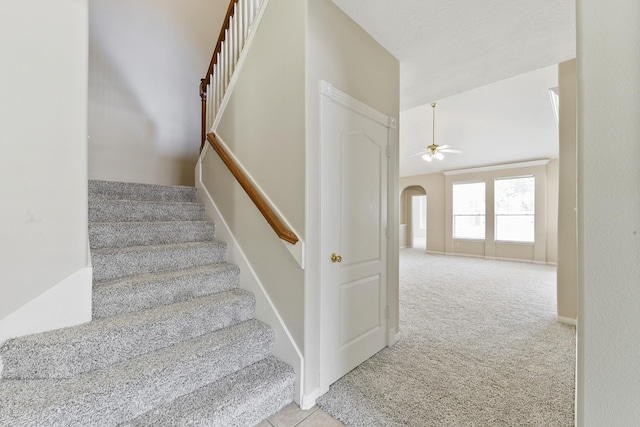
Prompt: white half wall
<box><xmin>0</xmin><ymin>268</ymin><xmax>93</xmax><ymax>346</ymax></box>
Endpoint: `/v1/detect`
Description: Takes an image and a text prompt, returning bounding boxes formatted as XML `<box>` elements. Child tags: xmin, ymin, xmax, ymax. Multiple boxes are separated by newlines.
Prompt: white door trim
<box><xmin>318</xmin><ymin>81</ymin><xmax>398</xmax><ymax>393</ymax></box>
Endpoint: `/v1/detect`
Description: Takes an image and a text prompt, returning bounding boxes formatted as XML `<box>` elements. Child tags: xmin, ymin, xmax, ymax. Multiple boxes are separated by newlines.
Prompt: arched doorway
<box><xmin>400</xmin><ymin>185</ymin><xmax>427</xmax><ymax>250</ymax></box>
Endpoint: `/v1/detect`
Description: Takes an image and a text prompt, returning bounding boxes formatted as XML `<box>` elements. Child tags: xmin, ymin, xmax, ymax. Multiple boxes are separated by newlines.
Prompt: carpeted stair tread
<box><xmin>89</xmin><ymin>180</ymin><xmax>197</xmax><ymax>203</ymax></box>
<box><xmin>93</xmin><ymin>263</ymin><xmax>241</xmax><ymax>319</ymax></box>
<box><xmin>89</xmin><ymin>221</ymin><xmax>215</xmax><ymax>249</ymax></box>
<box><xmin>89</xmin><ymin>199</ymin><xmax>206</xmax><ymax>223</ymax></box>
<box><xmin>0</xmin><ymin>289</ymin><xmax>255</xmax><ymax>379</ymax></box>
<box><xmin>0</xmin><ymin>320</ymin><xmax>274</xmax><ymax>427</ymax></box>
<box><xmin>125</xmin><ymin>356</ymin><xmax>294</xmax><ymax>427</ymax></box>
<box><xmin>91</xmin><ymin>241</ymin><xmax>227</xmax><ymax>281</ymax></box>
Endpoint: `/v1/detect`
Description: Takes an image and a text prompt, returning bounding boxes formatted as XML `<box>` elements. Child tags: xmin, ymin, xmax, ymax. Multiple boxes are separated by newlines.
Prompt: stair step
<box><xmin>89</xmin><ymin>180</ymin><xmax>197</xmax><ymax>203</ymax></box>
<box><xmin>93</xmin><ymin>263</ymin><xmax>241</xmax><ymax>319</ymax></box>
<box><xmin>0</xmin><ymin>320</ymin><xmax>273</xmax><ymax>426</ymax></box>
<box><xmin>125</xmin><ymin>356</ymin><xmax>294</xmax><ymax>427</ymax></box>
<box><xmin>89</xmin><ymin>221</ymin><xmax>215</xmax><ymax>249</ymax></box>
<box><xmin>89</xmin><ymin>199</ymin><xmax>206</xmax><ymax>223</ymax></box>
<box><xmin>0</xmin><ymin>289</ymin><xmax>255</xmax><ymax>379</ymax></box>
<box><xmin>91</xmin><ymin>241</ymin><xmax>227</xmax><ymax>282</ymax></box>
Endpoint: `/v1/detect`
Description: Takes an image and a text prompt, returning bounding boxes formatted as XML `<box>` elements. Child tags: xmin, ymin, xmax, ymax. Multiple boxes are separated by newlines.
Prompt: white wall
<box><xmin>576</xmin><ymin>0</ymin><xmax>640</xmax><ymax>424</ymax></box>
<box><xmin>88</xmin><ymin>0</ymin><xmax>227</xmax><ymax>186</ymax></box>
<box><xmin>0</xmin><ymin>0</ymin><xmax>89</xmax><ymax>320</ymax></box>
<box><xmin>304</xmin><ymin>0</ymin><xmax>400</xmax><ymax>402</ymax></box>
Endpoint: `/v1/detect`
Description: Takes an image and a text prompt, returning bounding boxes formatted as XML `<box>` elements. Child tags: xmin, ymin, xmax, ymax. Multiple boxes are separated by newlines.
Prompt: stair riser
<box><xmin>93</xmin><ymin>264</ymin><xmax>240</xmax><ymax>319</ymax></box>
<box><xmin>0</xmin><ymin>323</ymin><xmax>274</xmax><ymax>426</ymax></box>
<box><xmin>92</xmin><ymin>242</ymin><xmax>226</xmax><ymax>282</ymax></box>
<box><xmin>89</xmin><ymin>200</ymin><xmax>205</xmax><ymax>223</ymax></box>
<box><xmin>89</xmin><ymin>222</ymin><xmax>215</xmax><ymax>249</ymax></box>
<box><xmin>1</xmin><ymin>291</ymin><xmax>254</xmax><ymax>379</ymax></box>
<box><xmin>89</xmin><ymin>180</ymin><xmax>197</xmax><ymax>203</ymax></box>
<box><xmin>125</xmin><ymin>357</ymin><xmax>295</xmax><ymax>426</ymax></box>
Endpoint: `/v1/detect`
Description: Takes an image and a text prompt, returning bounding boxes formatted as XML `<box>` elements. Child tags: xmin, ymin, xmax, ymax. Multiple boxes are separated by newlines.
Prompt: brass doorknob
<box><xmin>331</xmin><ymin>253</ymin><xmax>343</xmax><ymax>263</ymax></box>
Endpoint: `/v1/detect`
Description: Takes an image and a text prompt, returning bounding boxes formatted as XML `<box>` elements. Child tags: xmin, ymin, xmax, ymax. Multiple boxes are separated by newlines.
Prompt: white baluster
<box><xmin>208</xmin><ymin>75</ymin><xmax>214</xmax><ymax>129</ymax></box>
<box><xmin>248</xmin><ymin>0</ymin><xmax>254</xmax><ymax>27</ymax></box>
<box><xmin>224</xmin><ymin>29</ymin><xmax>229</xmax><ymax>89</ymax></box>
<box><xmin>242</xmin><ymin>0</ymin><xmax>249</xmax><ymax>41</ymax></box>
<box><xmin>233</xmin><ymin>4</ymin><xmax>239</xmax><ymax>66</ymax></box>
<box><xmin>216</xmin><ymin>55</ymin><xmax>222</xmax><ymax>110</ymax></box>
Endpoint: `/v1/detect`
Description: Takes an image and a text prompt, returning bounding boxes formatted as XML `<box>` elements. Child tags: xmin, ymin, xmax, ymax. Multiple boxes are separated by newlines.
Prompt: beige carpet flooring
<box><xmin>317</xmin><ymin>249</ymin><xmax>576</xmax><ymax>426</ymax></box>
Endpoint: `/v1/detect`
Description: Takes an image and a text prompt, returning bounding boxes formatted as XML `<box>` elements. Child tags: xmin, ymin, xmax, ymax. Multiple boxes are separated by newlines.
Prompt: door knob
<box><xmin>331</xmin><ymin>253</ymin><xmax>343</xmax><ymax>263</ymax></box>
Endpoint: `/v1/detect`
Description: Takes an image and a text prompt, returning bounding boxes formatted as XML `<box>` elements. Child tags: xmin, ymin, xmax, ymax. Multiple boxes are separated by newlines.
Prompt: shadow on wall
<box><xmin>87</xmin><ymin>39</ymin><xmax>197</xmax><ymax>186</ymax></box>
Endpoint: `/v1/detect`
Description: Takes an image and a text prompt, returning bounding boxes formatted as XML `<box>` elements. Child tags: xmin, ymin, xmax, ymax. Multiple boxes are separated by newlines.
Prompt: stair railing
<box><xmin>206</xmin><ymin>133</ymin><xmax>299</xmax><ymax>245</ymax></box>
<box><xmin>200</xmin><ymin>0</ymin><xmax>263</xmax><ymax>151</ymax></box>
<box><xmin>199</xmin><ymin>0</ymin><xmax>300</xmax><ymax>247</ymax></box>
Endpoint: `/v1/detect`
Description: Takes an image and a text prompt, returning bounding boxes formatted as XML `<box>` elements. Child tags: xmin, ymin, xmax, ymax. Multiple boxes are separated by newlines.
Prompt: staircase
<box><xmin>0</xmin><ymin>180</ymin><xmax>294</xmax><ymax>426</ymax></box>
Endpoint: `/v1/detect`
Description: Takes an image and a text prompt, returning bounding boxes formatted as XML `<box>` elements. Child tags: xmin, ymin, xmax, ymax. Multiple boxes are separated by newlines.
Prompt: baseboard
<box><xmin>301</xmin><ymin>387</ymin><xmax>321</xmax><ymax>410</ymax></box>
<box><xmin>557</xmin><ymin>316</ymin><xmax>577</xmax><ymax>326</ymax></box>
<box><xmin>196</xmin><ymin>156</ymin><xmax>304</xmax><ymax>405</ymax></box>
<box><xmin>426</xmin><ymin>250</ymin><xmax>445</xmax><ymax>255</ymax></box>
<box><xmin>0</xmin><ymin>267</ymin><xmax>92</xmax><ymax>346</ymax></box>
<box><xmin>387</xmin><ymin>327</ymin><xmax>401</xmax><ymax>346</ymax></box>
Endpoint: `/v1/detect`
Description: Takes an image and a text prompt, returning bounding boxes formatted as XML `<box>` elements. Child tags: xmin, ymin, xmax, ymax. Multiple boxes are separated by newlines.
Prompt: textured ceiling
<box><xmin>331</xmin><ymin>0</ymin><xmax>575</xmax><ymax>176</ymax></box>
<box><xmin>331</xmin><ymin>0</ymin><xmax>575</xmax><ymax>110</ymax></box>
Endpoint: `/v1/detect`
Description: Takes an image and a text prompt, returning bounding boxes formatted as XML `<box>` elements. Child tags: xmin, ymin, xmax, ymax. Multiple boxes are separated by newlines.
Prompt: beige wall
<box><xmin>576</xmin><ymin>0</ymin><xmax>640</xmax><ymax>423</ymax></box>
<box><xmin>0</xmin><ymin>0</ymin><xmax>89</xmax><ymax>319</ymax></box>
<box><xmin>304</xmin><ymin>0</ymin><xmax>400</xmax><ymax>397</ymax></box>
<box><xmin>212</xmin><ymin>0</ymin><xmax>307</xmax><ymax>347</ymax></box>
<box><xmin>401</xmin><ymin>161</ymin><xmax>558</xmax><ymax>264</ymax></box>
<box><xmin>557</xmin><ymin>60</ymin><xmax>577</xmax><ymax>321</ymax></box>
<box><xmin>216</xmin><ymin>0</ymin><xmax>306</xmax><ymax>235</ymax></box>
<box><xmin>88</xmin><ymin>0</ymin><xmax>227</xmax><ymax>186</ymax></box>
<box><xmin>400</xmin><ymin>174</ymin><xmax>447</xmax><ymax>253</ymax></box>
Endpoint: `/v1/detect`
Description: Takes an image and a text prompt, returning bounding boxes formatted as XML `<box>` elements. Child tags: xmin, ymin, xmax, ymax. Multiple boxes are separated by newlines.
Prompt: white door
<box><xmin>321</xmin><ymin>84</ymin><xmax>391</xmax><ymax>391</ymax></box>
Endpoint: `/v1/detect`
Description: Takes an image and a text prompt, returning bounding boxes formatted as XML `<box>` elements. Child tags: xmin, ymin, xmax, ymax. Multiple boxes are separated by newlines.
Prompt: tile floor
<box><xmin>255</xmin><ymin>403</ymin><xmax>344</xmax><ymax>427</ymax></box>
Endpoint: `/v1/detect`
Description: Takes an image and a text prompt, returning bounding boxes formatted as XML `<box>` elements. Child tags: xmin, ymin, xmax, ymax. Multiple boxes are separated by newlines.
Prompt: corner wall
<box><xmin>0</xmin><ymin>1</ymin><xmax>90</xmax><ymax>325</ymax></box>
<box><xmin>576</xmin><ymin>0</ymin><xmax>640</xmax><ymax>423</ymax></box>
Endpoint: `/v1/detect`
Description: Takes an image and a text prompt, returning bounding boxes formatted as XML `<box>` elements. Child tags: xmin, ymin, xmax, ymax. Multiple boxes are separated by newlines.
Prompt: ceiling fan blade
<box><xmin>440</xmin><ymin>149</ymin><xmax>462</xmax><ymax>153</ymax></box>
<box><xmin>438</xmin><ymin>145</ymin><xmax>451</xmax><ymax>149</ymax></box>
<box><xmin>409</xmin><ymin>150</ymin><xmax>429</xmax><ymax>157</ymax></box>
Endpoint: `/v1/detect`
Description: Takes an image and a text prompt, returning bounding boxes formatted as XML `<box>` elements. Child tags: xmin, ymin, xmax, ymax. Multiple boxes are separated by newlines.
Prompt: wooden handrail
<box><xmin>207</xmin><ymin>133</ymin><xmax>299</xmax><ymax>245</ymax></box>
<box><xmin>200</xmin><ymin>0</ymin><xmax>240</xmax><ymax>150</ymax></box>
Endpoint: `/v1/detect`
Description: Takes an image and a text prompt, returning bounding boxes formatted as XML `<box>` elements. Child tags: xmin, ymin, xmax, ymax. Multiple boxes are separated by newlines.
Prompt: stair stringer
<box><xmin>196</xmin><ymin>154</ymin><xmax>303</xmax><ymax>405</ymax></box>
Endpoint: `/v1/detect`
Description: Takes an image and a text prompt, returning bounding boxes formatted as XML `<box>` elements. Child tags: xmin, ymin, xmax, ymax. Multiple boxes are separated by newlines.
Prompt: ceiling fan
<box><xmin>411</xmin><ymin>103</ymin><xmax>462</xmax><ymax>162</ymax></box>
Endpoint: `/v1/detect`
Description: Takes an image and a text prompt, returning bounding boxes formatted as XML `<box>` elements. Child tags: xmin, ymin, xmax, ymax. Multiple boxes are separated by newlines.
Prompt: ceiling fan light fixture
<box><xmin>423</xmin><ymin>153</ymin><xmax>433</xmax><ymax>162</ymax></box>
<box><xmin>435</xmin><ymin>152</ymin><xmax>444</xmax><ymax>160</ymax></box>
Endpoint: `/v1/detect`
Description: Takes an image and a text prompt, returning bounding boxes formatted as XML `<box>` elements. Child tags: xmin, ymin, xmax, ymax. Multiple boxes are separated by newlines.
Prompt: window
<box><xmin>453</xmin><ymin>182</ymin><xmax>485</xmax><ymax>239</ymax></box>
<box><xmin>495</xmin><ymin>176</ymin><xmax>535</xmax><ymax>242</ymax></box>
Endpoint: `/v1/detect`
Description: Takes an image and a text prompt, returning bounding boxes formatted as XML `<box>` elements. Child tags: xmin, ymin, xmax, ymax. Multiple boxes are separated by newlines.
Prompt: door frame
<box><xmin>318</xmin><ymin>81</ymin><xmax>398</xmax><ymax>394</ymax></box>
